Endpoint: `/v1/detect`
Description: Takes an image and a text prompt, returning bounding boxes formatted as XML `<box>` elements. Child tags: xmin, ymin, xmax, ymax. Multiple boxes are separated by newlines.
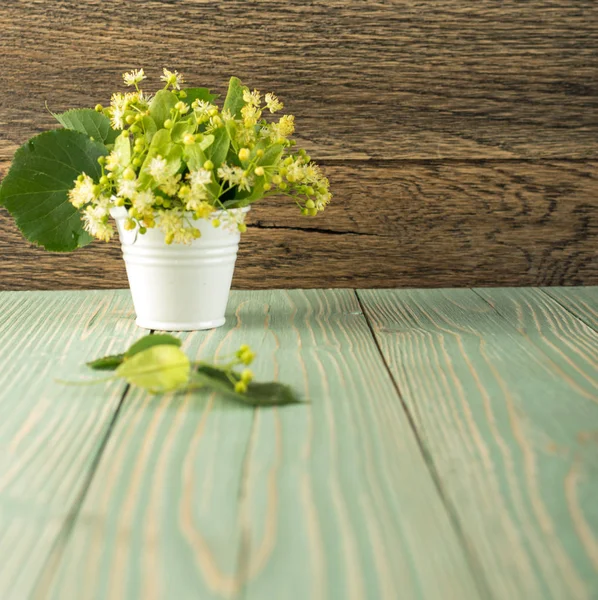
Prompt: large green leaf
<box><xmin>181</xmin><ymin>87</ymin><xmax>218</xmax><ymax>106</ymax></box>
<box><xmin>222</xmin><ymin>76</ymin><xmax>246</xmax><ymax>118</ymax></box>
<box><xmin>149</xmin><ymin>90</ymin><xmax>178</xmax><ymax>129</ymax></box>
<box><xmin>54</xmin><ymin>109</ymin><xmax>119</xmax><ymax>145</ymax></box>
<box><xmin>0</xmin><ymin>129</ymin><xmax>108</xmax><ymax>251</ymax></box>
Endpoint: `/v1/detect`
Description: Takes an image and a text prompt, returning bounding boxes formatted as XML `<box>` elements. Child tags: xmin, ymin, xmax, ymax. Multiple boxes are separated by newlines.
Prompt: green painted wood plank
<box><xmin>0</xmin><ymin>290</ymin><xmax>141</xmax><ymax>599</ymax></box>
<box><xmin>358</xmin><ymin>288</ymin><xmax>598</xmax><ymax>600</ymax></box>
<box><xmin>41</xmin><ymin>290</ymin><xmax>482</xmax><ymax>600</ymax></box>
<box><xmin>475</xmin><ymin>288</ymin><xmax>598</xmax><ymax>404</ymax></box>
<box><xmin>542</xmin><ymin>287</ymin><xmax>598</xmax><ymax>332</ymax></box>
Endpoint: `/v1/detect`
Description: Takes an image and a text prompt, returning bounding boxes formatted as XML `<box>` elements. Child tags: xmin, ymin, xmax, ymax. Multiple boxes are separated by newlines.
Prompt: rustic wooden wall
<box><xmin>1</xmin><ymin>0</ymin><xmax>597</xmax><ymax>289</ymax></box>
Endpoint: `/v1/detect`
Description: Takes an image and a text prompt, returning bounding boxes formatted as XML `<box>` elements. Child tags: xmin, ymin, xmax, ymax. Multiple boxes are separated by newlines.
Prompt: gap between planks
<box><xmin>354</xmin><ymin>289</ymin><xmax>494</xmax><ymax>600</ymax></box>
<box><xmin>29</xmin><ymin>318</ymin><xmax>157</xmax><ymax>597</ymax></box>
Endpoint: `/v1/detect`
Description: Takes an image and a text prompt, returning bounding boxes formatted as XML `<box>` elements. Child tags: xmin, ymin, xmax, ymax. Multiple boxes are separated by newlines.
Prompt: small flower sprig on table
<box><xmin>80</xmin><ymin>334</ymin><xmax>300</xmax><ymax>407</ymax></box>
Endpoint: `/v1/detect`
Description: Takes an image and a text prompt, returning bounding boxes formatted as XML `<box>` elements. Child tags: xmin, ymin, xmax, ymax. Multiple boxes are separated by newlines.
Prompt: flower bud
<box><xmin>135</xmin><ymin>113</ymin><xmax>143</xmax><ymax>122</ymax></box>
<box><xmin>256</xmin><ymin>149</ymin><xmax>264</xmax><ymax>157</ymax></box>
<box><xmin>132</xmin><ymin>158</ymin><xmax>142</xmax><ymax>167</ymax></box>
<box><xmin>241</xmin><ymin>369</ymin><xmax>253</xmax><ymax>383</ymax></box>
<box><xmin>239</xmin><ymin>148</ymin><xmax>250</xmax><ymax>161</ymax></box>
<box><xmin>272</xmin><ymin>174</ymin><xmax>282</xmax><ymax>185</ymax></box>
<box><xmin>203</xmin><ymin>160</ymin><xmax>214</xmax><ymax>171</ymax></box>
<box><xmin>130</xmin><ymin>125</ymin><xmax>140</xmax><ymax>133</ymax></box>
<box><xmin>179</xmin><ymin>90</ymin><xmax>187</xmax><ymax>98</ymax></box>
<box><xmin>95</xmin><ymin>104</ymin><xmax>104</xmax><ymax>112</ymax></box>
<box><xmin>99</xmin><ymin>175</ymin><xmax>109</xmax><ymax>186</ymax></box>
<box><xmin>175</xmin><ymin>101</ymin><xmax>186</xmax><ymax>111</ymax></box>
<box><xmin>308</xmin><ymin>207</ymin><xmax>318</xmax><ymax>216</ymax></box>
<box><xmin>126</xmin><ymin>114</ymin><xmax>135</xmax><ymax>125</ymax></box>
<box><xmin>305</xmin><ymin>199</ymin><xmax>315</xmax><ymax>209</ymax></box>
<box><xmin>139</xmin><ymin>226</ymin><xmax>147</xmax><ymax>235</ymax></box>
<box><xmin>234</xmin><ymin>381</ymin><xmax>248</xmax><ymax>394</ymax></box>
<box><xmin>263</xmin><ymin>182</ymin><xmax>272</xmax><ymax>191</ymax></box>
<box><xmin>164</xmin><ymin>119</ymin><xmax>173</xmax><ymax>129</ymax></box>
<box><xmin>123</xmin><ymin>167</ymin><xmax>136</xmax><ymax>180</ymax></box>
<box><xmin>279</xmin><ymin>182</ymin><xmax>287</xmax><ymax>191</ymax></box>
<box><xmin>254</xmin><ymin>166</ymin><xmax>265</xmax><ymax>176</ymax></box>
<box><xmin>301</xmin><ymin>207</ymin><xmax>309</xmax><ymax>215</ymax></box>
<box><xmin>124</xmin><ymin>218</ymin><xmax>136</xmax><ymax>231</ymax></box>
<box><xmin>238</xmin><ymin>223</ymin><xmax>247</xmax><ymax>233</ymax></box>
<box><xmin>183</xmin><ymin>133</ymin><xmax>195</xmax><ymax>145</ymax></box>
<box><xmin>97</xmin><ymin>156</ymin><xmax>106</xmax><ymax>166</ymax></box>
<box><xmin>212</xmin><ymin>219</ymin><xmax>221</xmax><ymax>228</ymax></box>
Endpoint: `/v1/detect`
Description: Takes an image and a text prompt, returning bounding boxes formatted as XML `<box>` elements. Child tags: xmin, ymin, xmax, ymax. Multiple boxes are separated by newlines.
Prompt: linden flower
<box><xmin>158</xmin><ymin>209</ymin><xmax>196</xmax><ymax>245</ymax></box>
<box><xmin>192</xmin><ymin>100</ymin><xmax>217</xmax><ymax>120</ymax></box>
<box><xmin>161</xmin><ymin>68</ymin><xmax>184</xmax><ymax>90</ymax></box>
<box><xmin>105</xmin><ymin>150</ymin><xmax>122</xmax><ymax>172</ymax></box>
<box><xmin>160</xmin><ymin>174</ymin><xmax>182</xmax><ymax>196</ymax></box>
<box><xmin>68</xmin><ymin>174</ymin><xmax>97</xmax><ymax>208</ymax></box>
<box><xmin>188</xmin><ymin>168</ymin><xmax>212</xmax><ymax>188</ymax></box>
<box><xmin>117</xmin><ymin>178</ymin><xmax>137</xmax><ymax>200</ymax></box>
<box><xmin>243</xmin><ymin>89</ymin><xmax>261</xmax><ymax>107</ymax></box>
<box><xmin>238</xmin><ymin>171</ymin><xmax>254</xmax><ymax>192</ymax></box>
<box><xmin>123</xmin><ymin>68</ymin><xmax>146</xmax><ymax>87</ymax></box>
<box><xmin>82</xmin><ymin>203</ymin><xmax>114</xmax><ymax>242</ymax></box>
<box><xmin>265</xmin><ymin>93</ymin><xmax>283</xmax><ymax>113</ymax></box>
<box><xmin>217</xmin><ymin>163</ymin><xmax>244</xmax><ymax>187</ymax></box>
<box><xmin>186</xmin><ymin>199</ymin><xmax>214</xmax><ymax>217</ymax></box>
<box><xmin>133</xmin><ymin>189</ymin><xmax>155</xmax><ymax>212</ymax></box>
<box><xmin>241</xmin><ymin>105</ymin><xmax>259</xmax><ymax>127</ymax></box>
<box><xmin>271</xmin><ymin>114</ymin><xmax>295</xmax><ymax>139</ymax></box>
<box><xmin>148</xmin><ymin>156</ymin><xmax>168</xmax><ymax>182</ymax></box>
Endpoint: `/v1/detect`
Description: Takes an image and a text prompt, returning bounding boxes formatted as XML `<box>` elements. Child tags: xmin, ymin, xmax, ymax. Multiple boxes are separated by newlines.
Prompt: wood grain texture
<box><xmin>0</xmin><ymin>1</ymin><xmax>597</xmax><ymax>160</ymax></box>
<box><xmin>0</xmin><ymin>290</ymin><xmax>140</xmax><ymax>599</ymax></box>
<box><xmin>544</xmin><ymin>287</ymin><xmax>598</xmax><ymax>331</ymax></box>
<box><xmin>1</xmin><ymin>160</ymin><xmax>597</xmax><ymax>290</ymax></box>
<box><xmin>38</xmin><ymin>290</ymin><xmax>482</xmax><ymax>600</ymax></box>
<box><xmin>358</xmin><ymin>288</ymin><xmax>598</xmax><ymax>600</ymax></box>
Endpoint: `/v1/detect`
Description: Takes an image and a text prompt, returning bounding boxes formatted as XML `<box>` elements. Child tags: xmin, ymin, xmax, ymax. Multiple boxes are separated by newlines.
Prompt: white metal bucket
<box><xmin>110</xmin><ymin>206</ymin><xmax>249</xmax><ymax>331</ymax></box>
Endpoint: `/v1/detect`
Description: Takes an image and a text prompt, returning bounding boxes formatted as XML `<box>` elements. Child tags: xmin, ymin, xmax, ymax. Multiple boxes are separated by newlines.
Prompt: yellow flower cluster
<box><xmin>68</xmin><ymin>69</ymin><xmax>332</xmax><ymax>244</ymax></box>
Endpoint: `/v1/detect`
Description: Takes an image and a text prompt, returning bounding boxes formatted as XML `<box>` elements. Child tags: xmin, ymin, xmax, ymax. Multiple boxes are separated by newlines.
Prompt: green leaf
<box><xmin>223</xmin><ymin>76</ymin><xmax>246</xmax><ymax>119</ymax></box>
<box><xmin>110</xmin><ymin>132</ymin><xmax>132</xmax><ymax>177</ymax></box>
<box><xmin>204</xmin><ymin>127</ymin><xmax>230</xmax><ymax>169</ymax></box>
<box><xmin>125</xmin><ymin>334</ymin><xmax>182</xmax><ymax>358</ymax></box>
<box><xmin>0</xmin><ymin>129</ymin><xmax>108</xmax><ymax>251</ymax></box>
<box><xmin>181</xmin><ymin>87</ymin><xmax>218</xmax><ymax>106</ymax></box>
<box><xmin>149</xmin><ymin>90</ymin><xmax>178</xmax><ymax>129</ymax></box>
<box><xmin>86</xmin><ymin>353</ymin><xmax>125</xmax><ymax>371</ymax></box>
<box><xmin>116</xmin><ymin>345</ymin><xmax>190</xmax><ymax>393</ymax></box>
<box><xmin>140</xmin><ymin>115</ymin><xmax>157</xmax><ymax>144</ymax></box>
<box><xmin>137</xmin><ymin>129</ymin><xmax>181</xmax><ymax>189</ymax></box>
<box><xmin>225</xmin><ymin>143</ymin><xmax>283</xmax><ymax>207</ymax></box>
<box><xmin>170</xmin><ymin>118</ymin><xmax>196</xmax><ymax>143</ymax></box>
<box><xmin>54</xmin><ymin>109</ymin><xmax>119</xmax><ymax>145</ymax></box>
<box><xmin>194</xmin><ymin>365</ymin><xmax>302</xmax><ymax>407</ymax></box>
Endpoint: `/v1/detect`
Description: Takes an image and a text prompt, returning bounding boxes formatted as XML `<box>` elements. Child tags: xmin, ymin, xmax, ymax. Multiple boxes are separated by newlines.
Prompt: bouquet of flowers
<box><xmin>0</xmin><ymin>68</ymin><xmax>332</xmax><ymax>250</ymax></box>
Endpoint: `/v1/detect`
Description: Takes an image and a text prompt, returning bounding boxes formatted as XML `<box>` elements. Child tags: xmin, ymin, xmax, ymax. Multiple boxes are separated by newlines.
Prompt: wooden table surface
<box><xmin>1</xmin><ymin>287</ymin><xmax>597</xmax><ymax>600</ymax></box>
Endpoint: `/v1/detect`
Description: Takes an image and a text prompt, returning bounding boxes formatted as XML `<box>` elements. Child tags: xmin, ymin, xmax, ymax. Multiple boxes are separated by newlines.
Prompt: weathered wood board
<box><xmin>1</xmin><ymin>0</ymin><xmax>596</xmax><ymax>288</ymax></box>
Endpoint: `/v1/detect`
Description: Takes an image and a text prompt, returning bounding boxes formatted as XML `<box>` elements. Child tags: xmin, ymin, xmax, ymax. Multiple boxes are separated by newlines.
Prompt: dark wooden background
<box><xmin>1</xmin><ymin>0</ymin><xmax>597</xmax><ymax>290</ymax></box>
